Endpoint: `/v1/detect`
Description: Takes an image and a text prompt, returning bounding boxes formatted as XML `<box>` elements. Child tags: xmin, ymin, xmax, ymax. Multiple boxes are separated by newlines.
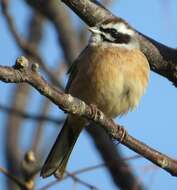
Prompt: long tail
<box><xmin>40</xmin><ymin>116</ymin><xmax>83</xmax><ymax>178</ymax></box>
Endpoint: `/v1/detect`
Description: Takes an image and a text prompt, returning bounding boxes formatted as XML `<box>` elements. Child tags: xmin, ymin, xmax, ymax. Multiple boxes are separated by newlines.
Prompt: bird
<box><xmin>40</xmin><ymin>18</ymin><xmax>150</xmax><ymax>178</ymax></box>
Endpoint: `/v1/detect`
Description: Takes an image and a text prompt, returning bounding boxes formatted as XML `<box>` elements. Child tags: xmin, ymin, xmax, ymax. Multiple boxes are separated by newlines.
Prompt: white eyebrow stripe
<box><xmin>102</xmin><ymin>23</ymin><xmax>134</xmax><ymax>36</ymax></box>
<box><xmin>101</xmin><ymin>32</ymin><xmax>115</xmax><ymax>41</ymax></box>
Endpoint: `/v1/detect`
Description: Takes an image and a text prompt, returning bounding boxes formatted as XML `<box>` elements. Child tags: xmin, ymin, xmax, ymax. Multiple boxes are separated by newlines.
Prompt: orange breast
<box><xmin>69</xmin><ymin>45</ymin><xmax>150</xmax><ymax>118</ymax></box>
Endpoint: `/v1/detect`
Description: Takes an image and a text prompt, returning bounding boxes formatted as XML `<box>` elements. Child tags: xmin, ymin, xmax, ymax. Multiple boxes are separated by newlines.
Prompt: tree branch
<box><xmin>1</xmin><ymin>0</ymin><xmax>61</xmax><ymax>87</ymax></box>
<box><xmin>0</xmin><ymin>56</ymin><xmax>177</xmax><ymax>177</ymax></box>
<box><xmin>0</xmin><ymin>167</ymin><xmax>29</xmax><ymax>190</ymax></box>
<box><xmin>0</xmin><ymin>103</ymin><xmax>63</xmax><ymax>125</ymax></box>
<box><xmin>38</xmin><ymin>155</ymin><xmax>142</xmax><ymax>190</ymax></box>
<box><xmin>87</xmin><ymin>125</ymin><xmax>144</xmax><ymax>190</ymax></box>
<box><xmin>61</xmin><ymin>0</ymin><xmax>177</xmax><ymax>86</ymax></box>
<box><xmin>25</xmin><ymin>0</ymin><xmax>81</xmax><ymax>65</ymax></box>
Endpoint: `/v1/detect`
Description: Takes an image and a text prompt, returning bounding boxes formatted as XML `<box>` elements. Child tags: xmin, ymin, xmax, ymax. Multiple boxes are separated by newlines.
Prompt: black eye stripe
<box><xmin>113</xmin><ymin>33</ymin><xmax>131</xmax><ymax>44</ymax></box>
<box><xmin>100</xmin><ymin>27</ymin><xmax>116</xmax><ymax>34</ymax></box>
<box><xmin>100</xmin><ymin>27</ymin><xmax>131</xmax><ymax>44</ymax></box>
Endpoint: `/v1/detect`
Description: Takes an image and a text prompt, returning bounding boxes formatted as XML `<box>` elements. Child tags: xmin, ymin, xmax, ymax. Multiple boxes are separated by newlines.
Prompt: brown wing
<box><xmin>65</xmin><ymin>47</ymin><xmax>88</xmax><ymax>93</ymax></box>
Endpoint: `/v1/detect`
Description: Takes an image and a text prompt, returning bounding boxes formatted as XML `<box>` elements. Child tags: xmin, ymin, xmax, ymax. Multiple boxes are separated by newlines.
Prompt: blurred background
<box><xmin>0</xmin><ymin>0</ymin><xmax>177</xmax><ymax>189</ymax></box>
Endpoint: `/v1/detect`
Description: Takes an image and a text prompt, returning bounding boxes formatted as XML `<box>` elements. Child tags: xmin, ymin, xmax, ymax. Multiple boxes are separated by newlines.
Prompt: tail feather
<box><xmin>40</xmin><ymin>117</ymin><xmax>83</xmax><ymax>178</ymax></box>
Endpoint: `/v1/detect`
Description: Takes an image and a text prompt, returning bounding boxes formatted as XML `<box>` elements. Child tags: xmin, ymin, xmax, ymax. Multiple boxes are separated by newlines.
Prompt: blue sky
<box><xmin>0</xmin><ymin>0</ymin><xmax>177</xmax><ymax>189</ymax></box>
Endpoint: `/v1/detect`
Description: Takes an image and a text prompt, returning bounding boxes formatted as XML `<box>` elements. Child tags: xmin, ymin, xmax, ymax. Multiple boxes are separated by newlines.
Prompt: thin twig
<box><xmin>38</xmin><ymin>155</ymin><xmax>141</xmax><ymax>190</ymax></box>
<box><xmin>69</xmin><ymin>155</ymin><xmax>141</xmax><ymax>175</ymax></box>
<box><xmin>0</xmin><ymin>103</ymin><xmax>63</xmax><ymax>125</ymax></box>
<box><xmin>66</xmin><ymin>172</ymin><xmax>99</xmax><ymax>190</ymax></box>
<box><xmin>31</xmin><ymin>99</ymin><xmax>52</xmax><ymax>153</ymax></box>
<box><xmin>25</xmin><ymin>0</ymin><xmax>80</xmax><ymax>65</ymax></box>
<box><xmin>0</xmin><ymin>167</ymin><xmax>29</xmax><ymax>190</ymax></box>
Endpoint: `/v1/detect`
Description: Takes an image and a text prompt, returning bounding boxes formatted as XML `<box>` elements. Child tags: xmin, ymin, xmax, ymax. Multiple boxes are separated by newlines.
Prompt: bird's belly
<box><xmin>69</xmin><ymin>47</ymin><xmax>149</xmax><ymax>118</ymax></box>
<box><xmin>70</xmin><ymin>62</ymin><xmax>145</xmax><ymax>118</ymax></box>
<box><xmin>87</xmin><ymin>69</ymin><xmax>132</xmax><ymax>117</ymax></box>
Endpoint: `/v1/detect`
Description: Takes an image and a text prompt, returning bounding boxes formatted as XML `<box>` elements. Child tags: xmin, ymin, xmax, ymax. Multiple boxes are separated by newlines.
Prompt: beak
<box><xmin>88</xmin><ymin>27</ymin><xmax>101</xmax><ymax>34</ymax></box>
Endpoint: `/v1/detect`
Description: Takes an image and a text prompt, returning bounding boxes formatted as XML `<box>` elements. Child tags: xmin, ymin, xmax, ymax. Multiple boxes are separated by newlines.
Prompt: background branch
<box><xmin>0</xmin><ymin>103</ymin><xmax>63</xmax><ymax>125</ymax></box>
<box><xmin>0</xmin><ymin>167</ymin><xmax>29</xmax><ymax>190</ymax></box>
<box><xmin>87</xmin><ymin>125</ymin><xmax>144</xmax><ymax>190</ymax></box>
<box><xmin>1</xmin><ymin>0</ymin><xmax>60</xmax><ymax>86</ymax></box>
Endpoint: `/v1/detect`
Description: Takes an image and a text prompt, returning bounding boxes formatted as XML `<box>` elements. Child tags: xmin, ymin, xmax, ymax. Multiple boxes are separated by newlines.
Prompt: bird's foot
<box><xmin>112</xmin><ymin>122</ymin><xmax>127</xmax><ymax>145</ymax></box>
<box><xmin>118</xmin><ymin>125</ymin><xmax>126</xmax><ymax>143</ymax></box>
<box><xmin>90</xmin><ymin>104</ymin><xmax>100</xmax><ymax>121</ymax></box>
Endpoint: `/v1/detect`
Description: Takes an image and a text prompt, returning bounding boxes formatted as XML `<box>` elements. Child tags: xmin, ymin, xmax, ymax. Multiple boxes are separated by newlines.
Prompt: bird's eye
<box><xmin>100</xmin><ymin>26</ymin><xmax>131</xmax><ymax>44</ymax></box>
<box><xmin>109</xmin><ymin>28</ymin><xmax>119</xmax><ymax>38</ymax></box>
<box><xmin>110</xmin><ymin>28</ymin><xmax>117</xmax><ymax>35</ymax></box>
<box><xmin>100</xmin><ymin>27</ymin><xmax>118</xmax><ymax>38</ymax></box>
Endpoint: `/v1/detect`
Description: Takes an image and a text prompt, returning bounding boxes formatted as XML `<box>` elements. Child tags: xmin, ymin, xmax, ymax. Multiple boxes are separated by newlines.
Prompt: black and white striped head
<box><xmin>89</xmin><ymin>19</ymin><xmax>139</xmax><ymax>49</ymax></box>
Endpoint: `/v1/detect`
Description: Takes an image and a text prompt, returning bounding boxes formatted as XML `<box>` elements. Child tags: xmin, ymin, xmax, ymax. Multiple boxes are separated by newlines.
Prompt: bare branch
<box><xmin>68</xmin><ymin>155</ymin><xmax>141</xmax><ymax>175</ymax></box>
<box><xmin>38</xmin><ymin>155</ymin><xmax>142</xmax><ymax>190</ymax></box>
<box><xmin>1</xmin><ymin>3</ymin><xmax>48</xmax><ymax>189</ymax></box>
<box><xmin>61</xmin><ymin>0</ymin><xmax>114</xmax><ymax>26</ymax></box>
<box><xmin>31</xmin><ymin>100</ymin><xmax>54</xmax><ymax>153</ymax></box>
<box><xmin>25</xmin><ymin>0</ymin><xmax>81</xmax><ymax>65</ymax></box>
<box><xmin>87</xmin><ymin>125</ymin><xmax>144</xmax><ymax>189</ymax></box>
<box><xmin>0</xmin><ymin>103</ymin><xmax>63</xmax><ymax>125</ymax></box>
<box><xmin>0</xmin><ymin>167</ymin><xmax>29</xmax><ymax>190</ymax></box>
<box><xmin>0</xmin><ymin>56</ymin><xmax>177</xmax><ymax>177</ymax></box>
<box><xmin>21</xmin><ymin>151</ymin><xmax>41</xmax><ymax>190</ymax></box>
<box><xmin>1</xmin><ymin>0</ymin><xmax>61</xmax><ymax>87</ymax></box>
<box><xmin>66</xmin><ymin>172</ymin><xmax>99</xmax><ymax>190</ymax></box>
<box><xmin>4</xmin><ymin>84</ymin><xmax>31</xmax><ymax>190</ymax></box>
<box><xmin>27</xmin><ymin>12</ymin><xmax>44</xmax><ymax>47</ymax></box>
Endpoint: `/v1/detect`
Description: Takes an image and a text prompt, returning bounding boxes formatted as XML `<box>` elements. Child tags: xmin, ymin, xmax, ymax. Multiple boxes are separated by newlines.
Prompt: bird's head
<box><xmin>89</xmin><ymin>18</ymin><xmax>139</xmax><ymax>49</ymax></box>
